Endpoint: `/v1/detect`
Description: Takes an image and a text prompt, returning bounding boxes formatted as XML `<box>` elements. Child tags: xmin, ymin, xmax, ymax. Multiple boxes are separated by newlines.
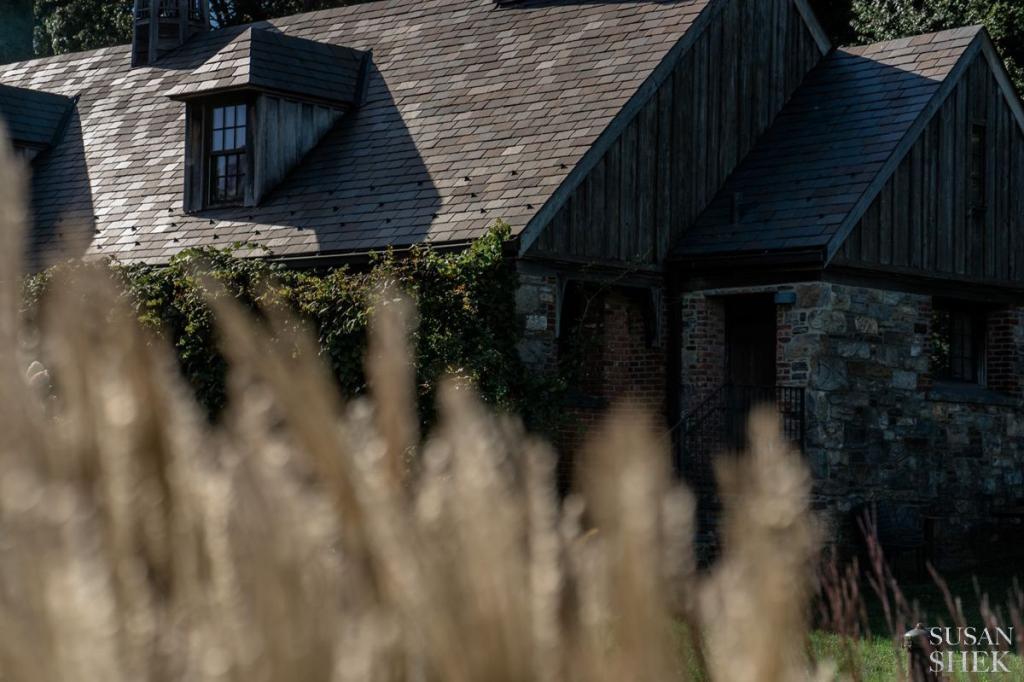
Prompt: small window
<box><xmin>970</xmin><ymin>123</ymin><xmax>987</xmax><ymax>211</ymax></box>
<box><xmin>158</xmin><ymin>0</ymin><xmax>180</xmax><ymax>18</ymax></box>
<box><xmin>208</xmin><ymin>102</ymin><xmax>247</xmax><ymax>205</ymax></box>
<box><xmin>931</xmin><ymin>302</ymin><xmax>986</xmax><ymax>385</ymax></box>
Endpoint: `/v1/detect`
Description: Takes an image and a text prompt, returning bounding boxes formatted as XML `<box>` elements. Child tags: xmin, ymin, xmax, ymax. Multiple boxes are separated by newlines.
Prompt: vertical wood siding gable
<box><xmin>836</xmin><ymin>54</ymin><xmax>1024</xmax><ymax>287</ymax></box>
<box><xmin>527</xmin><ymin>0</ymin><xmax>822</xmax><ymax>268</ymax></box>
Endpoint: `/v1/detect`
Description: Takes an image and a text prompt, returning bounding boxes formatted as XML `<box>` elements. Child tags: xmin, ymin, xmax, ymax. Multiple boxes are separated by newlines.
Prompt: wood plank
<box><xmin>705</xmin><ymin>19</ymin><xmax>721</xmax><ymax>204</ymax></box>
<box><xmin>693</xmin><ymin>32</ymin><xmax>709</xmax><ymax>213</ymax></box>
<box><xmin>985</xmin><ymin>68</ymin><xmax>998</xmax><ymax>278</ymax></box>
<box><xmin>846</xmin><ymin>216</ymin><xmax>861</xmax><ymax>260</ymax></box>
<box><xmin>878</xmin><ymin>181</ymin><xmax>892</xmax><ymax>266</ymax></box>
<box><xmin>670</xmin><ymin>60</ymin><xmax>690</xmax><ymax>239</ymax></box>
<box><xmin>605</xmin><ymin>136</ymin><xmax>621</xmax><ymax>258</ymax></box>
<box><xmin>720</xmin><ymin>0</ymin><xmax>738</xmax><ymax>178</ymax></box>
<box><xmin>656</xmin><ymin>79</ymin><xmax>673</xmax><ymax>260</ymax></box>
<box><xmin>954</xmin><ymin>81</ymin><xmax>967</xmax><ymax>276</ymax></box>
<box><xmin>906</xmin><ymin>142</ymin><xmax>921</xmax><ymax>269</ymax></box>
<box><xmin>862</xmin><ymin>200</ymin><xmax>878</xmax><ymax>263</ymax></box>
<box><xmin>893</xmin><ymin>158</ymin><xmax>909</xmax><ymax>266</ymax></box>
<box><xmin>637</xmin><ymin>98</ymin><xmax>657</xmax><ymax>262</ymax></box>
<box><xmin>589</xmin><ymin>155</ymin><xmax>607</xmax><ymax>259</ymax></box>
<box><xmin>620</xmin><ymin>118</ymin><xmax>638</xmax><ymax>261</ymax></box>
<box><xmin>939</xmin><ymin>96</ymin><xmax>955</xmax><ymax>274</ymax></box>
<box><xmin>997</xmin><ymin>89</ymin><xmax>1011</xmax><ymax>280</ymax></box>
<box><xmin>922</xmin><ymin>119</ymin><xmax>936</xmax><ymax>271</ymax></box>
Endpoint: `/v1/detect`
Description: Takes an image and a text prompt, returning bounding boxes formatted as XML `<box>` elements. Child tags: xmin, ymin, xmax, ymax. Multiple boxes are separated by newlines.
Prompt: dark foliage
<box><xmin>24</xmin><ymin>225</ymin><xmax>564</xmax><ymax>432</ymax></box>
<box><xmin>809</xmin><ymin>0</ymin><xmax>857</xmax><ymax>45</ymax></box>
<box><xmin>32</xmin><ymin>0</ymin><xmax>368</xmax><ymax>57</ymax></box>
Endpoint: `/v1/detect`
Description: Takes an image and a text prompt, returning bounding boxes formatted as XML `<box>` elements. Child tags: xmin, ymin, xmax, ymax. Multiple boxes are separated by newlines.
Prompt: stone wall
<box><xmin>680</xmin><ymin>280</ymin><xmax>1024</xmax><ymax>559</ymax></box>
<box><xmin>779</xmin><ymin>282</ymin><xmax>1024</xmax><ymax>554</ymax></box>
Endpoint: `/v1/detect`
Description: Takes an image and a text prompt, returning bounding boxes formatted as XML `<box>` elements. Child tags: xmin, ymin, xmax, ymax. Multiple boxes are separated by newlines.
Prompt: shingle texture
<box><xmin>679</xmin><ymin>26</ymin><xmax>982</xmax><ymax>257</ymax></box>
<box><xmin>0</xmin><ymin>0</ymin><xmax>711</xmax><ymax>264</ymax></box>
<box><xmin>166</xmin><ymin>28</ymin><xmax>367</xmax><ymax>105</ymax></box>
<box><xmin>0</xmin><ymin>83</ymin><xmax>74</xmax><ymax>148</ymax></box>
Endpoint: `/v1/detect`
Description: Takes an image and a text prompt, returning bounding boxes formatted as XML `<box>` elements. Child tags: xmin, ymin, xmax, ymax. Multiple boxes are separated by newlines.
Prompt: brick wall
<box><xmin>514</xmin><ymin>267</ymin><xmax>668</xmax><ymax>484</ymax></box>
<box><xmin>680</xmin><ymin>292</ymin><xmax>726</xmax><ymax>410</ymax></box>
<box><xmin>987</xmin><ymin>306</ymin><xmax>1024</xmax><ymax>397</ymax></box>
<box><xmin>558</xmin><ymin>287</ymin><xmax>667</xmax><ymax>458</ymax></box>
<box><xmin>600</xmin><ymin>289</ymin><xmax>667</xmax><ymax>409</ymax></box>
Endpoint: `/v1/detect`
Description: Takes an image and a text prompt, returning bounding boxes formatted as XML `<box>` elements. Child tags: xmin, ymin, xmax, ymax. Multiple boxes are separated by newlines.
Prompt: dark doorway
<box><xmin>725</xmin><ymin>294</ymin><xmax>777</xmax><ymax>387</ymax></box>
<box><xmin>722</xmin><ymin>294</ymin><xmax>778</xmax><ymax>448</ymax></box>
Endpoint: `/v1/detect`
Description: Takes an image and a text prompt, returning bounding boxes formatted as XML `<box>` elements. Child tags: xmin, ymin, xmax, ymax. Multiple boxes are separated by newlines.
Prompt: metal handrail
<box><xmin>674</xmin><ymin>384</ymin><xmax>805</xmax><ymax>484</ymax></box>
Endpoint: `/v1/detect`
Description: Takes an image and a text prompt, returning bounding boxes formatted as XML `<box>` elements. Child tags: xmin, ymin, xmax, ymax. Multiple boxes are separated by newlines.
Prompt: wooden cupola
<box><xmin>132</xmin><ymin>0</ymin><xmax>211</xmax><ymax>67</ymax></box>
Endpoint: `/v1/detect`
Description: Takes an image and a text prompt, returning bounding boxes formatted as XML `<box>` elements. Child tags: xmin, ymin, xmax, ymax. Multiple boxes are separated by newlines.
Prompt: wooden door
<box><xmin>726</xmin><ymin>295</ymin><xmax>777</xmax><ymax>387</ymax></box>
<box><xmin>723</xmin><ymin>295</ymin><xmax>777</xmax><ymax>447</ymax></box>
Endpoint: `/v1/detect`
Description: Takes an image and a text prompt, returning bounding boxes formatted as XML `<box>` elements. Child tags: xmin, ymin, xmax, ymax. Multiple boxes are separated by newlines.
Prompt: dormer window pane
<box><xmin>209</xmin><ymin>102</ymin><xmax>247</xmax><ymax>205</ymax></box>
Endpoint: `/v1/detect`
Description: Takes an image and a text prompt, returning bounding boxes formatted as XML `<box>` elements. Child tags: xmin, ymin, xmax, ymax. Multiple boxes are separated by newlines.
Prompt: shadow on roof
<box><xmin>27</xmin><ymin>108</ymin><xmax>95</xmax><ymax>269</ymax></box>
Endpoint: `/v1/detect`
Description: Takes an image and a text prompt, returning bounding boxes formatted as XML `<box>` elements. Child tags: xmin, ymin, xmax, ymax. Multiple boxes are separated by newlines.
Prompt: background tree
<box><xmin>208</xmin><ymin>0</ymin><xmax>345</xmax><ymax>25</ymax></box>
<box><xmin>809</xmin><ymin>0</ymin><xmax>857</xmax><ymax>45</ymax></box>
<box><xmin>33</xmin><ymin>0</ymin><xmax>132</xmax><ymax>57</ymax></box>
<box><xmin>32</xmin><ymin>0</ymin><xmax>361</xmax><ymax>57</ymax></box>
<box><xmin>0</xmin><ymin>0</ymin><xmax>35</xmax><ymax>63</ymax></box>
<box><xmin>828</xmin><ymin>0</ymin><xmax>1024</xmax><ymax>92</ymax></box>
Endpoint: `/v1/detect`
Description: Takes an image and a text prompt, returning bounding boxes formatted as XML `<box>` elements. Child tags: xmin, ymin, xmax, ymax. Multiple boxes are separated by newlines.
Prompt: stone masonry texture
<box><xmin>681</xmin><ymin>280</ymin><xmax>1024</xmax><ymax>561</ymax></box>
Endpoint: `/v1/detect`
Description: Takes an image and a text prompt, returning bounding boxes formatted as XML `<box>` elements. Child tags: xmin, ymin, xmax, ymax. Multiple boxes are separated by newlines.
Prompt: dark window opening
<box><xmin>970</xmin><ymin>123</ymin><xmax>987</xmax><ymax>211</ymax></box>
<box><xmin>931</xmin><ymin>301</ymin><xmax>986</xmax><ymax>385</ymax></box>
<box><xmin>208</xmin><ymin>103</ymin><xmax>247</xmax><ymax>205</ymax></box>
<box><xmin>158</xmin><ymin>0</ymin><xmax>180</xmax><ymax>17</ymax></box>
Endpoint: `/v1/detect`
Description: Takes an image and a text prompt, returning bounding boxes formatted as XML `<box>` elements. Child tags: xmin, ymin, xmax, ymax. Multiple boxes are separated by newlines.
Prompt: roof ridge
<box><xmin>823</xmin><ymin>29</ymin><xmax>986</xmax><ymax>264</ymax></box>
<box><xmin>840</xmin><ymin>24</ymin><xmax>984</xmax><ymax>52</ymax></box>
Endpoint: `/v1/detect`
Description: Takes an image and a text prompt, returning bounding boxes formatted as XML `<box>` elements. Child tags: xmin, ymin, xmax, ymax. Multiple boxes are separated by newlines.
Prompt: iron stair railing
<box><xmin>672</xmin><ymin>384</ymin><xmax>805</xmax><ymax>485</ymax></box>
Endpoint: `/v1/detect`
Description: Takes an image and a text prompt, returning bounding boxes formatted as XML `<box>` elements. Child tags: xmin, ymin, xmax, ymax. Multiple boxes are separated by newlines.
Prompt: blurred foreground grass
<box><xmin>0</xmin><ymin>124</ymin><xmax>1021</xmax><ymax>681</ymax></box>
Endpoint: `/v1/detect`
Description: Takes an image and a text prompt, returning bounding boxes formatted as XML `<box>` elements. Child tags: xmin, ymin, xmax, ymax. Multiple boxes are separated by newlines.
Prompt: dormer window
<box><xmin>167</xmin><ymin>27</ymin><xmax>369</xmax><ymax>212</ymax></box>
<box><xmin>208</xmin><ymin>102</ymin><xmax>248</xmax><ymax>205</ymax></box>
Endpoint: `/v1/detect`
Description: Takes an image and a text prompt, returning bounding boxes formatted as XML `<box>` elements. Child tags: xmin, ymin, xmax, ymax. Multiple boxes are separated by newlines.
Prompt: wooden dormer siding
<box><xmin>524</xmin><ymin>0</ymin><xmax>826</xmax><ymax>270</ymax></box>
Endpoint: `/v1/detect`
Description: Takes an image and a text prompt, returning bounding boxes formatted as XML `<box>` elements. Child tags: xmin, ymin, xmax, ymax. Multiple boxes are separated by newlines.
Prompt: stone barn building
<box><xmin>2</xmin><ymin>0</ymin><xmax>1023</xmax><ymax>555</ymax></box>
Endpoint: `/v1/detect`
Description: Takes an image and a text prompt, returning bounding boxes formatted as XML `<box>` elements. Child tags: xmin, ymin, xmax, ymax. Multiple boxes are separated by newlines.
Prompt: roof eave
<box><xmin>673</xmin><ymin>245</ymin><xmax>827</xmax><ymax>270</ymax></box>
<box><xmin>167</xmin><ymin>83</ymin><xmax>357</xmax><ymax>108</ymax></box>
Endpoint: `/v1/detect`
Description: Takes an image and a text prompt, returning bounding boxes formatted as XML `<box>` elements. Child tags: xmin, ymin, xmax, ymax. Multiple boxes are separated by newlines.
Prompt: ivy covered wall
<box><xmin>24</xmin><ymin>225</ymin><xmax>562</xmax><ymax>431</ymax></box>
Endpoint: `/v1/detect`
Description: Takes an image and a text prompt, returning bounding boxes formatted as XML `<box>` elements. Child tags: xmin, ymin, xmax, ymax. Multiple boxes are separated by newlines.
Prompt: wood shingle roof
<box><xmin>0</xmin><ymin>0</ymin><xmax>712</xmax><ymax>264</ymax></box>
